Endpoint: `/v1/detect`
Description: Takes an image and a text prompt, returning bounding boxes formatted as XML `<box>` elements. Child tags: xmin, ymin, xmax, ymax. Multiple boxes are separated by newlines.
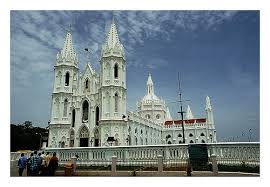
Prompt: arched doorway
<box><xmin>79</xmin><ymin>126</ymin><xmax>89</xmax><ymax>147</ymax></box>
<box><xmin>94</xmin><ymin>128</ymin><xmax>99</xmax><ymax>147</ymax></box>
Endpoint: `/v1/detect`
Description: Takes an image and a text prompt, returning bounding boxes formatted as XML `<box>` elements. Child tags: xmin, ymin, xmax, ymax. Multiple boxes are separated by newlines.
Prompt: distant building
<box><xmin>48</xmin><ymin>16</ymin><xmax>217</xmax><ymax>148</ymax></box>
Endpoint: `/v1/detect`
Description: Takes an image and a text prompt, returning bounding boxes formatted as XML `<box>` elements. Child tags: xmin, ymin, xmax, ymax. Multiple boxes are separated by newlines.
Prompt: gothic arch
<box><xmin>63</xmin><ymin>98</ymin><xmax>68</xmax><ymax>117</ymax></box>
<box><xmin>84</xmin><ymin>77</ymin><xmax>90</xmax><ymax>90</ymax></box>
<box><xmin>82</xmin><ymin>99</ymin><xmax>89</xmax><ymax>122</ymax></box>
<box><xmin>79</xmin><ymin>125</ymin><xmax>89</xmax><ymax>147</ymax></box>
<box><xmin>95</xmin><ymin>106</ymin><xmax>100</xmax><ymax>126</ymax></box>
<box><xmin>65</xmin><ymin>71</ymin><xmax>70</xmax><ymax>86</ymax></box>
<box><xmin>71</xmin><ymin>108</ymin><xmax>76</xmax><ymax>127</ymax></box>
<box><xmin>114</xmin><ymin>92</ymin><xmax>119</xmax><ymax>112</ymax></box>
<box><xmin>114</xmin><ymin>63</ymin><xmax>119</xmax><ymax>79</ymax></box>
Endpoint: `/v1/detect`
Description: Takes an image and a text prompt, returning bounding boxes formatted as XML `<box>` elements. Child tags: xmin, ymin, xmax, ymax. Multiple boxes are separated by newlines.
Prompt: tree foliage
<box><xmin>10</xmin><ymin>121</ymin><xmax>48</xmax><ymax>152</ymax></box>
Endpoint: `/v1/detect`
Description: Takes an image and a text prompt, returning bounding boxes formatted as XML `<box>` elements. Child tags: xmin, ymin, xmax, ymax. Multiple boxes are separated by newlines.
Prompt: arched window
<box><xmin>200</xmin><ymin>133</ymin><xmax>205</xmax><ymax>136</ymax></box>
<box><xmin>141</xmin><ymin>129</ymin><xmax>143</xmax><ymax>134</ymax></box>
<box><xmin>65</xmin><ymin>72</ymin><xmax>70</xmax><ymax>86</ymax></box>
<box><xmin>82</xmin><ymin>100</ymin><xmax>89</xmax><ymax>122</ymax></box>
<box><xmin>178</xmin><ymin>134</ymin><xmax>182</xmax><ymax>137</ymax></box>
<box><xmin>95</xmin><ymin>106</ymin><xmax>99</xmax><ymax>126</ymax></box>
<box><xmin>201</xmin><ymin>140</ymin><xmax>205</xmax><ymax>143</ymax></box>
<box><xmin>179</xmin><ymin>140</ymin><xmax>182</xmax><ymax>144</ymax></box>
<box><xmin>135</xmin><ymin>137</ymin><xmax>138</xmax><ymax>145</ymax></box>
<box><xmin>166</xmin><ymin>134</ymin><xmax>171</xmax><ymax>140</ymax></box>
<box><xmin>114</xmin><ymin>93</ymin><xmax>119</xmax><ymax>112</ymax></box>
<box><xmin>189</xmin><ymin>133</ymin><xmax>193</xmax><ymax>137</ymax></box>
<box><xmin>72</xmin><ymin>109</ymin><xmax>75</xmax><ymax>127</ymax></box>
<box><xmin>145</xmin><ymin>114</ymin><xmax>151</xmax><ymax>119</ymax></box>
<box><xmin>168</xmin><ymin>141</ymin><xmax>172</xmax><ymax>144</ymax></box>
<box><xmin>114</xmin><ymin>63</ymin><xmax>118</xmax><ymax>78</ymax></box>
<box><xmin>63</xmin><ymin>99</ymin><xmax>68</xmax><ymax>117</ymax></box>
<box><xmin>135</xmin><ymin>128</ymin><xmax>137</xmax><ymax>134</ymax></box>
<box><xmin>190</xmin><ymin>140</ymin><xmax>194</xmax><ymax>143</ymax></box>
<box><xmin>85</xmin><ymin>79</ymin><xmax>89</xmax><ymax>89</ymax></box>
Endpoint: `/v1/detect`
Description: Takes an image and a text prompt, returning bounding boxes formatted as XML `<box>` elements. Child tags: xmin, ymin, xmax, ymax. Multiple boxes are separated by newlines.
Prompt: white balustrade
<box><xmin>11</xmin><ymin>143</ymin><xmax>259</xmax><ymax>167</ymax></box>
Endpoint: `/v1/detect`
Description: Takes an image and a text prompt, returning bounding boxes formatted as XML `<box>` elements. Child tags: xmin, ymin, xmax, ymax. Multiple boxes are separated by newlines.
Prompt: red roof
<box><xmin>164</xmin><ymin>118</ymin><xmax>206</xmax><ymax>126</ymax></box>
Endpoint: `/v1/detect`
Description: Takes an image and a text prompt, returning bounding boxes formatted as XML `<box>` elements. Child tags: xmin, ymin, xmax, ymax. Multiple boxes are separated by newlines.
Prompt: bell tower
<box><xmin>99</xmin><ymin>15</ymin><xmax>127</xmax><ymax>146</ymax></box>
<box><xmin>48</xmin><ymin>29</ymin><xmax>79</xmax><ymax>148</ymax></box>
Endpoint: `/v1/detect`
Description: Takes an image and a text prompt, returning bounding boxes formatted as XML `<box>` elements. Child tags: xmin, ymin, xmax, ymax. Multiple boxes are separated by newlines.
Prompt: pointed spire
<box><xmin>146</xmin><ymin>73</ymin><xmax>154</xmax><ymax>95</ymax></box>
<box><xmin>147</xmin><ymin>73</ymin><xmax>153</xmax><ymax>85</ymax></box>
<box><xmin>166</xmin><ymin>107</ymin><xmax>172</xmax><ymax>120</ymax></box>
<box><xmin>105</xmin><ymin>13</ymin><xmax>121</xmax><ymax>49</ymax></box>
<box><xmin>205</xmin><ymin>96</ymin><xmax>212</xmax><ymax>110</ymax></box>
<box><xmin>186</xmin><ymin>105</ymin><xmax>194</xmax><ymax>119</ymax></box>
<box><xmin>61</xmin><ymin>30</ymin><xmax>76</xmax><ymax>60</ymax></box>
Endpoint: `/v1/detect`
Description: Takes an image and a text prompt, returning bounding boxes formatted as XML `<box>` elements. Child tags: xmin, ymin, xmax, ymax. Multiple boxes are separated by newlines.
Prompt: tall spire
<box><xmin>205</xmin><ymin>96</ymin><xmax>212</xmax><ymax>110</ymax></box>
<box><xmin>186</xmin><ymin>105</ymin><xmax>194</xmax><ymax>119</ymax></box>
<box><xmin>166</xmin><ymin>107</ymin><xmax>172</xmax><ymax>120</ymax></box>
<box><xmin>62</xmin><ymin>31</ymin><xmax>75</xmax><ymax>59</ymax></box>
<box><xmin>105</xmin><ymin>13</ymin><xmax>121</xmax><ymax>49</ymax></box>
<box><xmin>147</xmin><ymin>73</ymin><xmax>154</xmax><ymax>95</ymax></box>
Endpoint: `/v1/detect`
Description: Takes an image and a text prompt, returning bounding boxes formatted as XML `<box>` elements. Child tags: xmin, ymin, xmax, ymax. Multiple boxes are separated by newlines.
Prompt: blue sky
<box><xmin>10</xmin><ymin>11</ymin><xmax>259</xmax><ymax>142</ymax></box>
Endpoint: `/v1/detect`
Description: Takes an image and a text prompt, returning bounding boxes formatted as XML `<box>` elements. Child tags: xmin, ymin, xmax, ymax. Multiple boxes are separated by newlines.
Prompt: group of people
<box><xmin>17</xmin><ymin>151</ymin><xmax>59</xmax><ymax>176</ymax></box>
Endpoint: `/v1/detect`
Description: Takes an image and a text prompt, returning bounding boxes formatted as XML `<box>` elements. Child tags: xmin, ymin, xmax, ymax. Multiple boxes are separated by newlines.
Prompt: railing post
<box><xmin>71</xmin><ymin>155</ymin><xmax>78</xmax><ymax>174</ymax></box>
<box><xmin>157</xmin><ymin>155</ymin><xmax>163</xmax><ymax>172</ymax></box>
<box><xmin>211</xmin><ymin>154</ymin><xmax>218</xmax><ymax>176</ymax></box>
<box><xmin>111</xmin><ymin>155</ymin><xmax>117</xmax><ymax>176</ymax></box>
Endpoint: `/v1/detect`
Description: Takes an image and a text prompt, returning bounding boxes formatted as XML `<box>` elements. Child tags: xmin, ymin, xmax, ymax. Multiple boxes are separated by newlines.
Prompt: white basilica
<box><xmin>48</xmin><ymin>16</ymin><xmax>217</xmax><ymax>148</ymax></box>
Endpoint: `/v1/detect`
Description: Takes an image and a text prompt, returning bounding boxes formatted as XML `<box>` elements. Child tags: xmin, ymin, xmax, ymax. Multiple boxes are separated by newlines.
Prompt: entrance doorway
<box><xmin>80</xmin><ymin>138</ymin><xmax>89</xmax><ymax>147</ymax></box>
<box><xmin>79</xmin><ymin>126</ymin><xmax>89</xmax><ymax>147</ymax></box>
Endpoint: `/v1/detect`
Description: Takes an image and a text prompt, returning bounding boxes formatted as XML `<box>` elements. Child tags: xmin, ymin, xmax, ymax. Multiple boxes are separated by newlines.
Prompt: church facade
<box><xmin>48</xmin><ymin>17</ymin><xmax>217</xmax><ymax>148</ymax></box>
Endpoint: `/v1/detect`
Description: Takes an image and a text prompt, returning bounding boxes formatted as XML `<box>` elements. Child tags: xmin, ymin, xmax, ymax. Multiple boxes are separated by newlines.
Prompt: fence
<box><xmin>10</xmin><ymin>142</ymin><xmax>260</xmax><ymax>175</ymax></box>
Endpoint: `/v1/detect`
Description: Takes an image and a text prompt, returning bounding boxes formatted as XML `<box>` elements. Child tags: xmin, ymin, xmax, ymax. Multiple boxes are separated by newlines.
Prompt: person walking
<box><xmin>30</xmin><ymin>151</ymin><xmax>41</xmax><ymax>176</ymax></box>
<box><xmin>18</xmin><ymin>153</ymin><xmax>27</xmax><ymax>176</ymax></box>
<box><xmin>44</xmin><ymin>152</ymin><xmax>51</xmax><ymax>176</ymax></box>
<box><xmin>48</xmin><ymin>152</ymin><xmax>58</xmax><ymax>176</ymax></box>
<box><xmin>40</xmin><ymin>151</ymin><xmax>46</xmax><ymax>176</ymax></box>
<box><xmin>27</xmin><ymin>153</ymin><xmax>33</xmax><ymax>176</ymax></box>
